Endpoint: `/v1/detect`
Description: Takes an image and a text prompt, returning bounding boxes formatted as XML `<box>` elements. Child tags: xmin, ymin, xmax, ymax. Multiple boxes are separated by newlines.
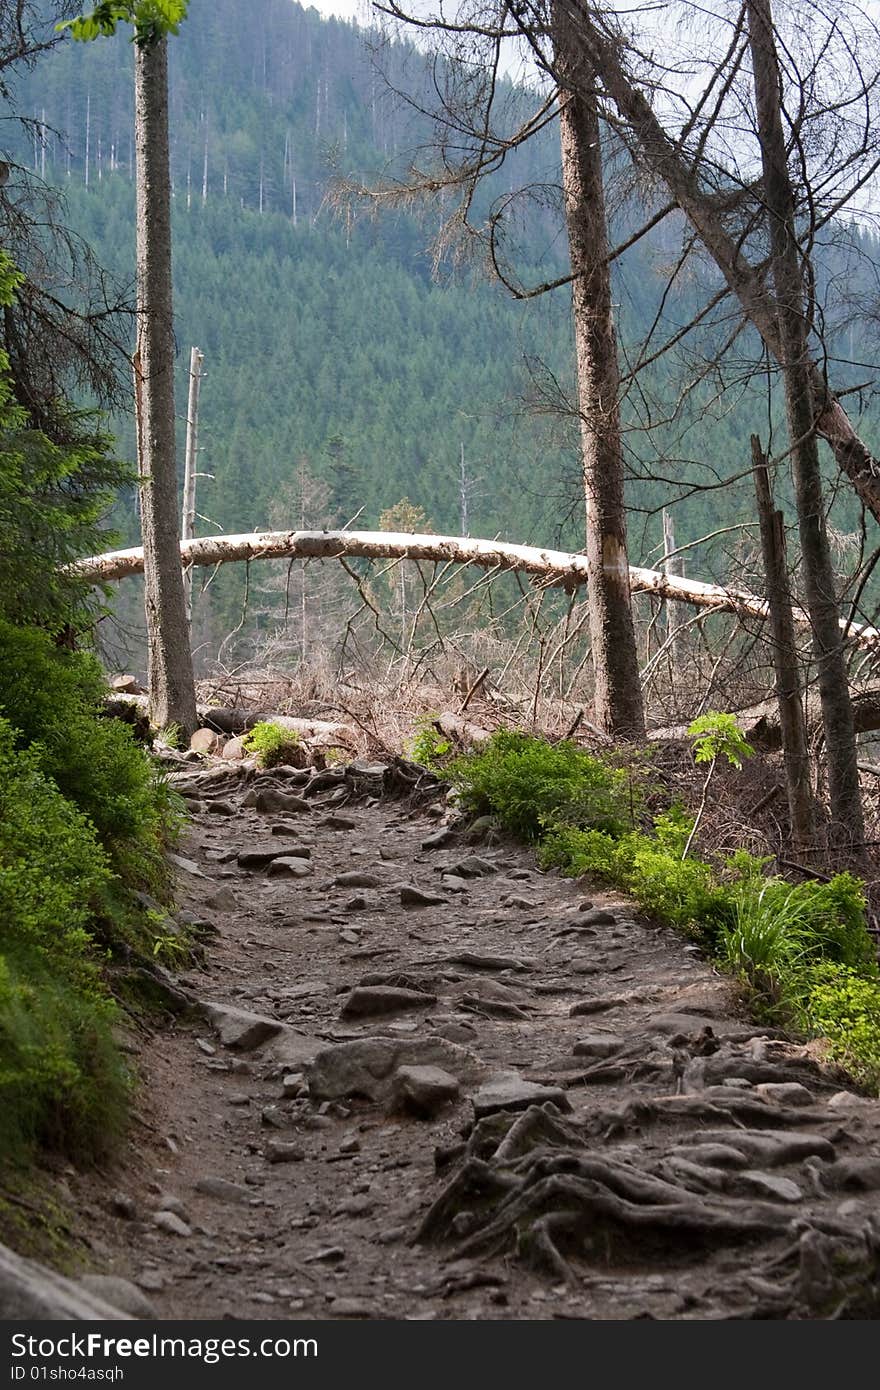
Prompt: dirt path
<box><xmin>74</xmin><ymin>758</ymin><xmax>880</xmax><ymax>1320</ymax></box>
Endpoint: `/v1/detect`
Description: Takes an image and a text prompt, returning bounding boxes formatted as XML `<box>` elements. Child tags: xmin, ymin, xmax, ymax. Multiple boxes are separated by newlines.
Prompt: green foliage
<box><xmin>0</xmin><ymin>251</ymin><xmax>129</xmax><ymax>633</ymax></box>
<box><xmin>0</xmin><ymin>720</ymin><xmax>130</xmax><ymax>1161</ymax></box>
<box><xmin>61</xmin><ymin>1</ymin><xmax>189</xmax><ymax>44</ymax></box>
<box><xmin>687</xmin><ymin>711</ymin><xmax>754</xmax><ymax>770</ymax></box>
<box><xmin>447</xmin><ymin>730</ymin><xmax>633</xmax><ymax>841</ymax></box>
<box><xmin>243</xmin><ymin>720</ymin><xmax>302</xmax><ymax>769</ymax></box>
<box><xmin>408</xmin><ymin>717</ymin><xmax>452</xmax><ymax>771</ymax></box>
<box><xmin>0</xmin><ymin>621</ymin><xmax>178</xmax><ymax>892</ymax></box>
<box><xmin>540</xmin><ymin>823</ymin><xmax>730</xmax><ymax>937</ymax></box>
<box><xmin>804</xmin><ymin>965</ymin><xmax>880</xmax><ymax>1092</ymax></box>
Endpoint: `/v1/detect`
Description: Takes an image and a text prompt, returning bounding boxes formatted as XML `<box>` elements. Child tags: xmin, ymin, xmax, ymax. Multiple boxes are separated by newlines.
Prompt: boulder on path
<box><xmin>200</xmin><ymin>1001</ymin><xmax>285</xmax><ymax>1051</ymax></box>
<box><xmin>341</xmin><ymin>986</ymin><xmax>437</xmax><ymax>1019</ymax></box>
<box><xmin>390</xmin><ymin>1065</ymin><xmax>461</xmax><ymax>1118</ymax></box>
<box><xmin>0</xmin><ymin>1242</ymin><xmax>130</xmax><ymax>1319</ymax></box>
<box><xmin>307</xmin><ymin>1036</ymin><xmax>485</xmax><ymax>1103</ymax></box>
<box><xmin>190</xmin><ymin>727</ymin><xmax>223</xmax><ymax>756</ymax></box>
<box><xmin>266</xmin><ymin>856</ymin><xmax>313</xmax><ymax>878</ymax></box>
<box><xmin>469</xmin><ymin>1071</ymin><xmax>572</xmax><ymax>1119</ymax></box>
<box><xmin>399</xmin><ymin>884</ymin><xmax>448</xmax><ymax>907</ymax></box>
<box><xmin>222</xmin><ymin>736</ymin><xmax>247</xmax><ymax>760</ymax></box>
<box><xmin>78</xmin><ymin>1275</ymin><xmax>157</xmax><ymax>1318</ymax></box>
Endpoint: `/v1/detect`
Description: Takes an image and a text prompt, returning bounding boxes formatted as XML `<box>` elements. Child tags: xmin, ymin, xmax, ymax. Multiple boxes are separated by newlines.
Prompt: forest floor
<box><xmin>60</xmin><ymin>756</ymin><xmax>880</xmax><ymax>1320</ymax></box>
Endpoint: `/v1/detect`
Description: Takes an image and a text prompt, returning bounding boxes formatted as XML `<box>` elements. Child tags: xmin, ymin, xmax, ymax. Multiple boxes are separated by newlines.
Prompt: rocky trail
<box><xmin>59</xmin><ymin>756</ymin><xmax>880</xmax><ymax>1320</ymax></box>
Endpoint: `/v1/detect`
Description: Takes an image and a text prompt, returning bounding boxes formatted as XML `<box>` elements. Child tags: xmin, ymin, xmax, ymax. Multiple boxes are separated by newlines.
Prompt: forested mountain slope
<box><xmin>7</xmin><ymin>0</ymin><xmax>880</xmax><ymax>623</ymax></box>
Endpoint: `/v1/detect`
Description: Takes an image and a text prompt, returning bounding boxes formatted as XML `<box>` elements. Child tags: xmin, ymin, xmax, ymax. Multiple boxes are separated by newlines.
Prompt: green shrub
<box><xmin>0</xmin><ymin>621</ymin><xmax>177</xmax><ymax>892</ymax></box>
<box><xmin>803</xmin><ymin>964</ymin><xmax>880</xmax><ymax>1092</ymax></box>
<box><xmin>448</xmin><ymin>730</ymin><xmax>634</xmax><ymax>841</ymax></box>
<box><xmin>0</xmin><ymin>719</ymin><xmax>130</xmax><ymax>1160</ymax></box>
<box><xmin>244</xmin><ymin>720</ymin><xmax>302</xmax><ymax>768</ymax></box>
<box><xmin>408</xmin><ymin>717</ymin><xmax>452</xmax><ymax>771</ymax></box>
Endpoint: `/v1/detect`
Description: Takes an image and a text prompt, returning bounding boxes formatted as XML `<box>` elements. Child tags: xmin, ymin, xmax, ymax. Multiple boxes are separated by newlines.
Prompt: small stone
<box><xmin>206</xmin><ymin>799</ymin><xmax>236</xmax><ymax>815</ymax></box>
<box><xmin>577</xmin><ymin>908</ymin><xmax>618</xmax><ymax>926</ymax></box>
<box><xmin>321</xmin><ymin>815</ymin><xmax>359</xmax><ymax>831</ymax></box>
<box><xmin>304</xmin><ymin>1247</ymin><xmax>346</xmax><ymax>1265</ymax></box>
<box><xmin>756</xmin><ymin>1082</ymin><xmax>815</xmax><ymax>1107</ymax></box>
<box><xmin>281</xmin><ymin>1072</ymin><xmax>304</xmax><ymax>1098</ymax></box>
<box><xmin>421</xmin><ymin>828</ymin><xmax>453</xmax><ymax>850</ymax></box>
<box><xmin>136</xmin><ymin>1270</ymin><xmax>166</xmax><ymax>1293</ymax></box>
<box><xmin>109</xmin><ymin>1193</ymin><xmax>137</xmax><ymax>1220</ymax></box>
<box><xmin>79</xmin><ymin>1275</ymin><xmax>156</xmax><ymax>1319</ymax></box>
<box><xmin>572</xmin><ymin>1034</ymin><xmax>623</xmax><ymax>1059</ymax></box>
<box><xmin>196</xmin><ymin>1039</ymin><xmax>216</xmax><ymax>1056</ymax></box>
<box><xmin>341</xmin><ymin>986</ymin><xmax>437</xmax><ymax>1018</ymax></box>
<box><xmin>343</xmin><ymin>895</ymin><xmax>370</xmax><ymax>912</ymax></box>
<box><xmin>569</xmin><ymin>997</ymin><xmax>626</xmax><ymax>1017</ymax></box>
<box><xmin>339</xmin><ymin>928</ymin><xmax>360</xmax><ymax>945</ymax></box>
<box><xmin>228</xmin><ymin>1093</ymin><xmax>250</xmax><ymax>1107</ymax></box>
<box><xmin>267</xmin><ymin>856</ymin><xmax>313</xmax><ymax>878</ymax></box>
<box><xmin>204</xmin><ymin>885</ymin><xmax>238</xmax><ymax>913</ymax></box>
<box><xmin>501</xmin><ymin>895</ymin><xmax>534</xmax><ymax>909</ymax></box>
<box><xmin>201</xmin><ymin>1002</ymin><xmax>284</xmax><ymax>1051</ymax></box>
<box><xmin>399</xmin><ymin>884</ymin><xmax>447</xmax><ymax>907</ymax></box>
<box><xmin>335</xmin><ymin>871</ymin><xmax>382</xmax><ymax>888</ymax></box>
<box><xmin>265</xmin><ymin>1140</ymin><xmax>306</xmax><ymax>1164</ymax></box>
<box><xmin>251</xmin><ymin>790</ymin><xmax>312</xmax><ymax>815</ymax></box>
<box><xmin>447</xmin><ymin>855</ymin><xmax>497</xmax><ymax>878</ymax></box>
<box><xmin>222</xmin><ymin>736</ymin><xmax>246</xmax><ymax>761</ymax></box>
<box><xmin>339</xmin><ymin>1135</ymin><xmax>361</xmax><ymax>1154</ymax></box>
<box><xmin>194</xmin><ymin>1177</ymin><xmax>251</xmax><ymax>1204</ymax></box>
<box><xmin>190</xmin><ymin>728</ymin><xmax>223</xmax><ymax>756</ymax></box>
<box><xmin>153</xmin><ymin>1210</ymin><xmax>191</xmax><ymax>1238</ymax></box>
<box><xmin>391</xmin><ymin>1065</ymin><xmax>461</xmax><ymax>1117</ymax></box>
<box><xmin>470</xmin><ymin>1072</ymin><xmax>571</xmax><ymax>1118</ymax></box>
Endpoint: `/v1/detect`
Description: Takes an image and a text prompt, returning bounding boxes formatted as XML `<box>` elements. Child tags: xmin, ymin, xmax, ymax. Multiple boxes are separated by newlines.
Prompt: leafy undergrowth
<box><xmin>0</xmin><ymin>623</ymin><xmax>186</xmax><ymax>1168</ymax></box>
<box><xmin>445</xmin><ymin>728</ymin><xmax>880</xmax><ymax>1093</ymax></box>
<box><xmin>243</xmin><ymin>719</ymin><xmax>303</xmax><ymax>768</ymax></box>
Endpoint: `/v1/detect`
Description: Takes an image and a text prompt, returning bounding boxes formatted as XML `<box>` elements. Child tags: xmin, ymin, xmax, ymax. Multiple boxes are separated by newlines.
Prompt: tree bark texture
<box><xmin>746</xmin><ymin>0</ymin><xmax>862</xmax><ymax>840</ymax></box>
<box><xmin>551</xmin><ymin>0</ymin><xmax>880</xmax><ymax>525</ymax></box>
<box><xmin>135</xmin><ymin>34</ymin><xmax>197</xmax><ymax>736</ymax></box>
<box><xmin>751</xmin><ymin>437</ymin><xmax>814</xmax><ymax>847</ymax></box>
<box><xmin>554</xmin><ymin>2</ymin><xmax>645</xmax><ymax>740</ymax></box>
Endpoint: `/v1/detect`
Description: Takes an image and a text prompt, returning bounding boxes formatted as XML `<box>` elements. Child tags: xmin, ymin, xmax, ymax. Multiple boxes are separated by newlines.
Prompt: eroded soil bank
<box><xmin>63</xmin><ymin>758</ymin><xmax>880</xmax><ymax>1320</ymax></box>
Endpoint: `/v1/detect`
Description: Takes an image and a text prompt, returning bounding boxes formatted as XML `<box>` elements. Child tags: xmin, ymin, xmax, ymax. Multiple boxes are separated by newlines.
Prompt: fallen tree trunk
<box><xmin>73</xmin><ymin>528</ymin><xmax>880</xmax><ymax>652</ymax></box>
<box><xmin>651</xmin><ymin>684</ymin><xmax>880</xmax><ymax>748</ymax></box>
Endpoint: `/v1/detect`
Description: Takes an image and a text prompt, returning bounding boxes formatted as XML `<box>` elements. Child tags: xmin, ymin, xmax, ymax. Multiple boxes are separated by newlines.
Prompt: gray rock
<box><xmin>194</xmin><ymin>1177</ymin><xmax>252</xmax><ymax>1204</ymax></box>
<box><xmin>237</xmin><ymin>848</ymin><xmax>293</xmax><ymax>870</ymax></box>
<box><xmin>572</xmin><ymin>1034</ymin><xmax>624</xmax><ymax>1059</ymax></box>
<box><xmin>78</xmin><ymin>1275</ymin><xmax>157</xmax><ymax>1318</ymax></box>
<box><xmin>307</xmin><ymin>1036</ymin><xmax>484</xmax><ymax>1102</ymax></box>
<box><xmin>569</xmin><ymin>996</ymin><xmax>627</xmax><ymax>1017</ymax></box>
<box><xmin>341</xmin><ymin>986</ymin><xmax>437</xmax><ymax>1018</ymax></box>
<box><xmin>439</xmin><ymin>874</ymin><xmax>468</xmax><ymax>893</ymax></box>
<box><xmin>822</xmin><ymin>1157</ymin><xmax>880</xmax><ymax>1191</ymax></box>
<box><xmin>205</xmin><ymin>799</ymin><xmax>236</xmax><ymax>816</ymax></box>
<box><xmin>421</xmin><ymin>828</ymin><xmax>454</xmax><ymax>850</ymax></box>
<box><xmin>578</xmin><ymin>908</ymin><xmax>618</xmax><ymax>926</ymax></box>
<box><xmin>262</xmin><ymin>1030</ymin><xmax>323</xmax><ymax>1070</ymax></box>
<box><xmin>248</xmin><ymin>789</ymin><xmax>312</xmax><ymax>815</ymax></box>
<box><xmin>265</xmin><ymin>1140</ymin><xmax>306</xmax><ymax>1164</ymax></box>
<box><xmin>335</xmin><ymin>871</ymin><xmax>382</xmax><ymax>888</ymax></box>
<box><xmin>391</xmin><ymin>1065</ymin><xmax>461</xmax><ymax>1117</ymax></box>
<box><xmin>266</xmin><ymin>856</ymin><xmax>313</xmax><ymax>878</ymax></box>
<box><xmin>399</xmin><ymin>883</ymin><xmax>448</xmax><ymax>907</ymax></box>
<box><xmin>756</xmin><ymin>1082</ymin><xmax>815</xmax><ymax>1107</ymax></box>
<box><xmin>153</xmin><ymin>1211</ymin><xmax>191</xmax><ymax>1237</ymax></box>
<box><xmin>469</xmin><ymin>1072</ymin><xmax>572</xmax><ymax>1118</ymax></box>
<box><xmin>0</xmin><ymin>1242</ymin><xmax>130</xmax><ymax>1319</ymax></box>
<box><xmin>321</xmin><ymin>815</ymin><xmax>359</xmax><ymax>831</ymax></box>
<box><xmin>167</xmin><ymin>852</ymin><xmax>207</xmax><ymax>879</ymax></box>
<box><xmin>446</xmin><ymin>855</ymin><xmax>497</xmax><ymax>878</ymax></box>
<box><xmin>201</xmin><ymin>1001</ymin><xmax>284</xmax><ymax>1051</ymax></box>
<box><xmin>204</xmin><ymin>885</ymin><xmax>238</xmax><ymax>913</ymax></box>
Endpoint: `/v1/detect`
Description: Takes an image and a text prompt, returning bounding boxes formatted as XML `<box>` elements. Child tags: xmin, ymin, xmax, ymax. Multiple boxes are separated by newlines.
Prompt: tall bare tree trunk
<box><xmin>553</xmin><ymin>4</ymin><xmax>645</xmax><ymax>741</ymax></box>
<box><xmin>555</xmin><ymin>2</ymin><xmax>880</xmax><ymax>526</ymax></box>
<box><xmin>751</xmin><ymin>437</ymin><xmax>815</xmax><ymax>847</ymax></box>
<box><xmin>746</xmin><ymin>0</ymin><xmax>862</xmax><ymax>842</ymax></box>
<box><xmin>134</xmin><ymin>34</ymin><xmax>197</xmax><ymax>737</ymax></box>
